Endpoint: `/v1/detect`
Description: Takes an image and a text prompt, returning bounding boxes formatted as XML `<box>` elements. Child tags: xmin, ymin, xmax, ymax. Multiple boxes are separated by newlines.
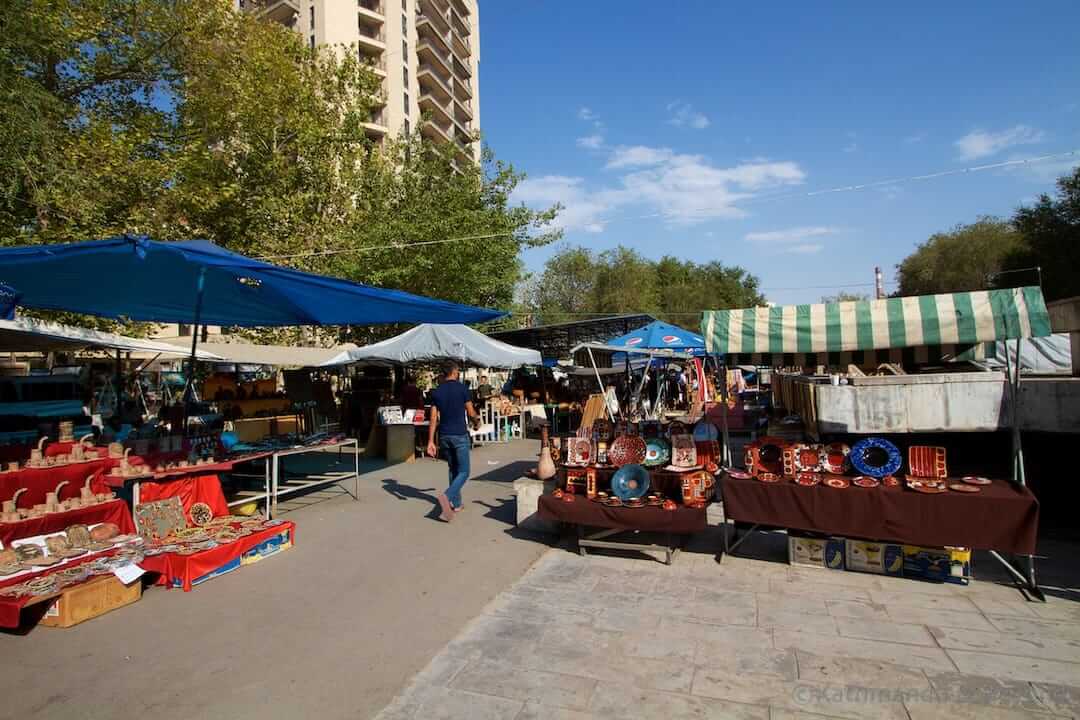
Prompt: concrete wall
<box><xmin>812</xmin><ymin>373</ymin><xmax>1080</xmax><ymax>435</ymax></box>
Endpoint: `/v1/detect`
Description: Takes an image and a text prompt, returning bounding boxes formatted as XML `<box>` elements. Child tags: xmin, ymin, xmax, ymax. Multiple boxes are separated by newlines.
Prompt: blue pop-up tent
<box><xmin>0</xmin><ymin>236</ymin><xmax>503</xmax><ymax>327</ymax></box>
<box><xmin>607</xmin><ymin>320</ymin><xmax>705</xmax><ymax>355</ymax></box>
<box><xmin>0</xmin><ymin>236</ymin><xmax>505</xmax><ymax>410</ymax></box>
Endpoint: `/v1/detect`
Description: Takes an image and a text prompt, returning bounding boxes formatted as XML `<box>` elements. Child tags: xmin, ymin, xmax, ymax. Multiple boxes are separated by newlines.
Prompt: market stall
<box><xmin>701</xmin><ymin>287</ymin><xmax>1053</xmax><ymax>597</ymax></box>
<box><xmin>322</xmin><ymin>323</ymin><xmax>541</xmax><ymax>460</ymax></box>
<box><xmin>0</xmin><ymin>235</ymin><xmax>503</xmax><ymax>627</ymax></box>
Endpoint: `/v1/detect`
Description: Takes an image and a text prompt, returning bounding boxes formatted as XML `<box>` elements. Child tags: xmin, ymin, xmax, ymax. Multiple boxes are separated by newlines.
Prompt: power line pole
<box><xmin>874</xmin><ymin>266</ymin><xmax>885</xmax><ymax>299</ymax></box>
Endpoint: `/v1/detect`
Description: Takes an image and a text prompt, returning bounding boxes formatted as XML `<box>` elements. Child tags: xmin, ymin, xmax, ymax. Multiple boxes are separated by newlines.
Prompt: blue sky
<box><xmin>478</xmin><ymin>1</ymin><xmax>1080</xmax><ymax>306</ymax></box>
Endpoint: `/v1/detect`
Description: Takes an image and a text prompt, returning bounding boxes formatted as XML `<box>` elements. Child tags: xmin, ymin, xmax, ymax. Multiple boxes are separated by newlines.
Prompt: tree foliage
<box><xmin>1007</xmin><ymin>166</ymin><xmax>1080</xmax><ymax>301</ymax></box>
<box><xmin>0</xmin><ymin>0</ymin><xmax>560</xmax><ymax>340</ymax></box>
<box><xmin>526</xmin><ymin>245</ymin><xmax>764</xmax><ymax>329</ymax></box>
<box><xmin>895</xmin><ymin>217</ymin><xmax>1025</xmax><ymax>296</ymax></box>
<box><xmin>820</xmin><ymin>292</ymin><xmax>869</xmax><ymax>304</ymax></box>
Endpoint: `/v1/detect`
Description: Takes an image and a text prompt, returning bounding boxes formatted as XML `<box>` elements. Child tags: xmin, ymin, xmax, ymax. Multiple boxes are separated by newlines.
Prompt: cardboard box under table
<box><xmin>139</xmin><ymin>521</ymin><xmax>295</xmax><ymax>591</ymax></box>
<box><xmin>537</xmin><ymin>493</ymin><xmax>706</xmax><ymax>565</ymax></box>
<box><xmin>721</xmin><ymin>472</ymin><xmax>1036</xmax><ymax>588</ymax></box>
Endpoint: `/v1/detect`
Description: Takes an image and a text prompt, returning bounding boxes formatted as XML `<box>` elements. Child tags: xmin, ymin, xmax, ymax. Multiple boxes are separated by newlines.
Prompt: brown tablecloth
<box><xmin>538</xmin><ymin>494</ymin><xmax>707</xmax><ymax>534</ymax></box>
<box><xmin>720</xmin><ymin>474</ymin><xmax>1039</xmax><ymax>555</ymax></box>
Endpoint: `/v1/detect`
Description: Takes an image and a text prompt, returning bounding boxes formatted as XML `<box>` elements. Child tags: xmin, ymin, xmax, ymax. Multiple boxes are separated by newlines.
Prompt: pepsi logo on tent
<box><xmin>662</xmin><ymin>335</ymin><xmax>680</xmax><ymax>344</ymax></box>
<box><xmin>625</xmin><ymin>337</ymin><xmax>644</xmax><ymax>346</ymax></box>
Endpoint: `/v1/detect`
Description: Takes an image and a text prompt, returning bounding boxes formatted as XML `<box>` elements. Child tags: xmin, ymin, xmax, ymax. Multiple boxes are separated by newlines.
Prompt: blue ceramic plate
<box><xmin>644</xmin><ymin>438</ymin><xmax>671</xmax><ymax>467</ymax></box>
<box><xmin>849</xmin><ymin>437</ymin><xmax>902</xmax><ymax>478</ymax></box>
<box><xmin>692</xmin><ymin>420</ymin><xmax>719</xmax><ymax>442</ymax></box>
<box><xmin>610</xmin><ymin>464</ymin><xmax>651</xmax><ymax>501</ymax></box>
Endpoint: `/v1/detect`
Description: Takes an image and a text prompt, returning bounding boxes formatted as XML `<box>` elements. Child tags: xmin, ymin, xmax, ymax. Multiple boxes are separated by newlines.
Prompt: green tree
<box><xmin>523</xmin><ymin>245</ymin><xmax>764</xmax><ymax>330</ymax></box>
<box><xmin>896</xmin><ymin>217</ymin><xmax>1026</xmax><ymax>296</ymax></box>
<box><xmin>820</xmin><ymin>292</ymin><xmax>869</xmax><ymax>304</ymax></box>
<box><xmin>0</xmin><ymin>0</ymin><xmax>561</xmax><ymax>340</ymax></box>
<box><xmin>1008</xmin><ymin>166</ymin><xmax>1080</xmax><ymax>301</ymax></box>
<box><xmin>526</xmin><ymin>246</ymin><xmax>599</xmax><ymax>325</ymax></box>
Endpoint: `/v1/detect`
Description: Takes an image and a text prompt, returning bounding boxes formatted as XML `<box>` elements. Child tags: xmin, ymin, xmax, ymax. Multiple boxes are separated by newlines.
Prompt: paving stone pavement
<box><xmin>376</xmin><ymin>526</ymin><xmax>1080</xmax><ymax>720</ymax></box>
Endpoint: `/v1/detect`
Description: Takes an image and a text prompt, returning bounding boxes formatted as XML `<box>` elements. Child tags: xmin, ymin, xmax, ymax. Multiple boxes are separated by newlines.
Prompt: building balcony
<box><xmin>453</xmin><ymin>95</ymin><xmax>472</xmax><ymax>121</ymax></box>
<box><xmin>453</xmin><ymin>76</ymin><xmax>472</xmax><ymax>101</ymax></box>
<box><xmin>421</xmin><ymin>118</ymin><xmax>453</xmax><ymax>145</ymax></box>
<box><xmin>450</xmin><ymin>6</ymin><xmax>470</xmax><ymax>36</ymax></box>
<box><xmin>418</xmin><ymin>0</ymin><xmax>451</xmax><ymax>34</ymax></box>
<box><xmin>417</xmin><ymin>65</ymin><xmax>453</xmax><ymax>104</ymax></box>
<box><xmin>418</xmin><ymin>38</ymin><xmax>453</xmax><ymax>78</ymax></box>
<box><xmin>416</xmin><ymin>16</ymin><xmax>452</xmax><ymax>54</ymax></box>
<box><xmin>419</xmin><ymin>94</ymin><xmax>452</xmax><ymax>126</ymax></box>
<box><xmin>358</xmin><ymin>0</ymin><xmax>384</xmax><ymax>25</ymax></box>
<box><xmin>361</xmin><ymin>52</ymin><xmax>387</xmax><ymax>76</ymax></box>
<box><xmin>452</xmin><ymin>55</ymin><xmax>471</xmax><ymax>80</ymax></box>
<box><xmin>451</xmin><ymin>29</ymin><xmax>470</xmax><ymax>59</ymax></box>
<box><xmin>357</xmin><ymin>25</ymin><xmax>386</xmax><ymax>53</ymax></box>
<box><xmin>428</xmin><ymin>0</ymin><xmax>450</xmax><ymax>12</ymax></box>
<box><xmin>256</xmin><ymin>0</ymin><xmax>300</xmax><ymax>27</ymax></box>
<box><xmin>451</xmin><ymin>0</ymin><xmax>469</xmax><ymax>18</ymax></box>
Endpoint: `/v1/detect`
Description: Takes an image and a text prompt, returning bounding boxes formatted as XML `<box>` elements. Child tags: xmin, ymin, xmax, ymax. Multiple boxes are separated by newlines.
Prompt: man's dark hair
<box><xmin>442</xmin><ymin>361</ymin><xmax>459</xmax><ymax>377</ymax></box>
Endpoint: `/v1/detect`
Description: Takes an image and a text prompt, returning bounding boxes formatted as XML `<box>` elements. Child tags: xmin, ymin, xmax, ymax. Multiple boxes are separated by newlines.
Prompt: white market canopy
<box><xmin>320</xmin><ymin>324</ymin><xmax>541</xmax><ymax>368</ymax></box>
<box><xmin>160</xmin><ymin>338</ymin><xmax>358</xmax><ymax>367</ymax></box>
<box><xmin>0</xmin><ymin>317</ymin><xmax>223</xmax><ymax>359</ymax></box>
<box><xmin>701</xmin><ymin>286</ymin><xmax>1053</xmax><ymax>366</ymax></box>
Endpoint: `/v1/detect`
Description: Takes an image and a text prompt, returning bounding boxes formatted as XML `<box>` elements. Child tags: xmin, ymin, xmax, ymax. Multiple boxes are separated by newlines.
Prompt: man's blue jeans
<box><xmin>439</xmin><ymin>434</ymin><xmax>471</xmax><ymax>509</ymax></box>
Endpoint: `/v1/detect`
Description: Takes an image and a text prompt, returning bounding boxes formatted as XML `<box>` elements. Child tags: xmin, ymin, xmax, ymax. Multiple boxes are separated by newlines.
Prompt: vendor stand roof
<box><xmin>159</xmin><ymin>338</ymin><xmax>358</xmax><ymax>368</ymax></box>
<box><xmin>0</xmin><ymin>317</ymin><xmax>223</xmax><ymax>359</ymax></box>
<box><xmin>320</xmin><ymin>323</ymin><xmax>541</xmax><ymax>368</ymax></box>
<box><xmin>607</xmin><ymin>320</ymin><xmax>705</xmax><ymax>355</ymax></box>
<box><xmin>488</xmin><ymin>314</ymin><xmax>656</xmax><ymax>362</ymax></box>
<box><xmin>701</xmin><ymin>287</ymin><xmax>1052</xmax><ymax>366</ymax></box>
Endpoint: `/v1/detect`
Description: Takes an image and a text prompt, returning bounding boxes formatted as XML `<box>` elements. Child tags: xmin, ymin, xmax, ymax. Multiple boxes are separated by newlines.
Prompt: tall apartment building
<box><xmin>242</xmin><ymin>0</ymin><xmax>480</xmax><ymax>162</ymax></box>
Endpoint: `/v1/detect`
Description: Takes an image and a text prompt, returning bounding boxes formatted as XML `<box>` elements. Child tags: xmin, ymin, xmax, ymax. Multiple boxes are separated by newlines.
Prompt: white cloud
<box><xmin>783</xmin><ymin>243</ymin><xmax>824</xmax><ymax>255</ymax></box>
<box><xmin>516</xmin><ymin>145</ymin><xmax>808</xmax><ymax>231</ymax></box>
<box><xmin>667</xmin><ymin>102</ymin><xmax>710</xmax><ymax>129</ymax></box>
<box><xmin>606</xmin><ymin>145</ymin><xmax>675</xmax><ymax>169</ymax></box>
<box><xmin>511</xmin><ymin>175</ymin><xmax>609</xmax><ymax>234</ymax></box>
<box><xmin>578</xmin><ymin>107</ymin><xmax>596</xmax><ymax>121</ymax></box>
<box><xmin>954</xmin><ymin>125</ymin><xmax>1045</xmax><ymax>161</ymax></box>
<box><xmin>576</xmin><ymin>134</ymin><xmax>605</xmax><ymax>150</ymax></box>
<box><xmin>744</xmin><ymin>226</ymin><xmax>838</xmax><ymax>243</ymax></box>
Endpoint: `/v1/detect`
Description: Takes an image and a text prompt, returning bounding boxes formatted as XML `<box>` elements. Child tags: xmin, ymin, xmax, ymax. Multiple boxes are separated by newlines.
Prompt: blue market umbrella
<box><xmin>608</xmin><ymin>320</ymin><xmax>706</xmax><ymax>354</ymax></box>
<box><xmin>0</xmin><ymin>236</ymin><xmax>503</xmax><ymax>327</ymax></box>
<box><xmin>0</xmin><ymin>236</ymin><xmax>505</xmax><ymax>412</ymax></box>
<box><xmin>0</xmin><ymin>283</ymin><xmax>18</xmax><ymax>321</ymax></box>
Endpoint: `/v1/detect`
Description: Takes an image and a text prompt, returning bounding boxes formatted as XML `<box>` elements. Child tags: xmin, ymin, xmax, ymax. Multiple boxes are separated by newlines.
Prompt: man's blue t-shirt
<box><xmin>431</xmin><ymin>379</ymin><xmax>470</xmax><ymax>437</ymax></box>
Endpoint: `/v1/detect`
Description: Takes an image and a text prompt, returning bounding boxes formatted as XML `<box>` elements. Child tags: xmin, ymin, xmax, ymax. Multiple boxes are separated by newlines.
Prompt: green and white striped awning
<box><xmin>701</xmin><ymin>287</ymin><xmax>1051</xmax><ymax>365</ymax></box>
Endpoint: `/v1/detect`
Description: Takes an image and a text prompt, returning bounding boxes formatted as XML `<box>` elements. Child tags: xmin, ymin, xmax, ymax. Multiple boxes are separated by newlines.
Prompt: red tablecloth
<box><xmin>538</xmin><ymin>494</ymin><xmax>708</xmax><ymax>534</ymax></box>
<box><xmin>0</xmin><ymin>500</ymin><xmax>134</xmax><ymax>547</ymax></box>
<box><xmin>0</xmin><ymin>547</ymin><xmax>122</xmax><ymax>628</ymax></box>
<box><xmin>0</xmin><ymin>455</ymin><xmax>114</xmax><ymax>507</ymax></box>
<box><xmin>720</xmin><ymin>474</ymin><xmax>1040</xmax><ymax>555</ymax></box>
<box><xmin>135</xmin><ymin>474</ymin><xmax>229</xmax><ymax>518</ymax></box>
<box><xmin>140</xmin><ymin>521</ymin><xmax>295</xmax><ymax>591</ymax></box>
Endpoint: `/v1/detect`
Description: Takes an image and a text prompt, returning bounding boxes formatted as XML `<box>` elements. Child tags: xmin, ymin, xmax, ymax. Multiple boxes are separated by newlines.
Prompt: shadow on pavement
<box><xmin>380</xmin><ymin>479</ymin><xmax>444</xmax><ymax>522</ymax></box>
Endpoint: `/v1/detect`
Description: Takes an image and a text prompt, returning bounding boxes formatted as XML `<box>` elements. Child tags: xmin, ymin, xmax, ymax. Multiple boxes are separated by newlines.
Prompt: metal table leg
<box><xmin>988</xmin><ymin>550</ymin><xmax>1046</xmax><ymax>601</ymax></box>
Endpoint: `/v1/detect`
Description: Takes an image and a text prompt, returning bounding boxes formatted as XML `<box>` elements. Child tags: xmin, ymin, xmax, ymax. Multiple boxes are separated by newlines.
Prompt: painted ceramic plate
<box><xmin>824</xmin><ymin>477</ymin><xmax>850</xmax><ymax>489</ymax></box>
<box><xmin>961</xmin><ymin>476</ymin><xmax>991</xmax><ymax>486</ymax></box>
<box><xmin>882</xmin><ymin>475</ymin><xmax>901</xmax><ymax>487</ymax></box>
<box><xmin>821</xmin><ymin>442</ymin><xmax>851</xmax><ymax>474</ymax></box>
<box><xmin>853</xmin><ymin>476</ymin><xmax>880</xmax><ymax>488</ymax></box>
<box><xmin>608</xmin><ymin>435</ymin><xmax>647</xmax><ymax>467</ymax></box>
<box><xmin>610</xmin><ymin>463</ymin><xmax>651</xmax><ymax>501</ymax></box>
<box><xmin>949</xmin><ymin>483</ymin><xmax>981</xmax><ymax>493</ymax></box>
<box><xmin>692</xmin><ymin>420</ymin><xmax>719</xmax><ymax>442</ymax></box>
<box><xmin>725</xmin><ymin>469</ymin><xmax>753</xmax><ymax>480</ymax></box>
<box><xmin>910</xmin><ymin>483</ymin><xmax>947</xmax><ymax>494</ymax></box>
<box><xmin>757</xmin><ymin>472</ymin><xmax>781</xmax><ymax>483</ymax></box>
<box><xmin>794</xmin><ymin>473</ymin><xmax>821</xmax><ymax>487</ymax></box>
<box><xmin>604</xmin><ymin>497</ymin><xmax>623</xmax><ymax>507</ymax></box>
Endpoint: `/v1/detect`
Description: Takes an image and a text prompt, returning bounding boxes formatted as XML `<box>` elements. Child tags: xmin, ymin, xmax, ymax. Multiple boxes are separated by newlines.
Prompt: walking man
<box><xmin>427</xmin><ymin>361</ymin><xmax>479</xmax><ymax>521</ymax></box>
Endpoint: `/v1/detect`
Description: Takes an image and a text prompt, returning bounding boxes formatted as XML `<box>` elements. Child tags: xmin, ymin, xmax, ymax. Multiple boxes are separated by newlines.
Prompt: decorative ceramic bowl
<box><xmin>610</xmin><ymin>464</ymin><xmax>650</xmax><ymax>501</ymax></box>
<box><xmin>608</xmin><ymin>435</ymin><xmax>647</xmax><ymax>467</ymax></box>
<box><xmin>643</xmin><ymin>438</ymin><xmax>671</xmax><ymax>467</ymax></box>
